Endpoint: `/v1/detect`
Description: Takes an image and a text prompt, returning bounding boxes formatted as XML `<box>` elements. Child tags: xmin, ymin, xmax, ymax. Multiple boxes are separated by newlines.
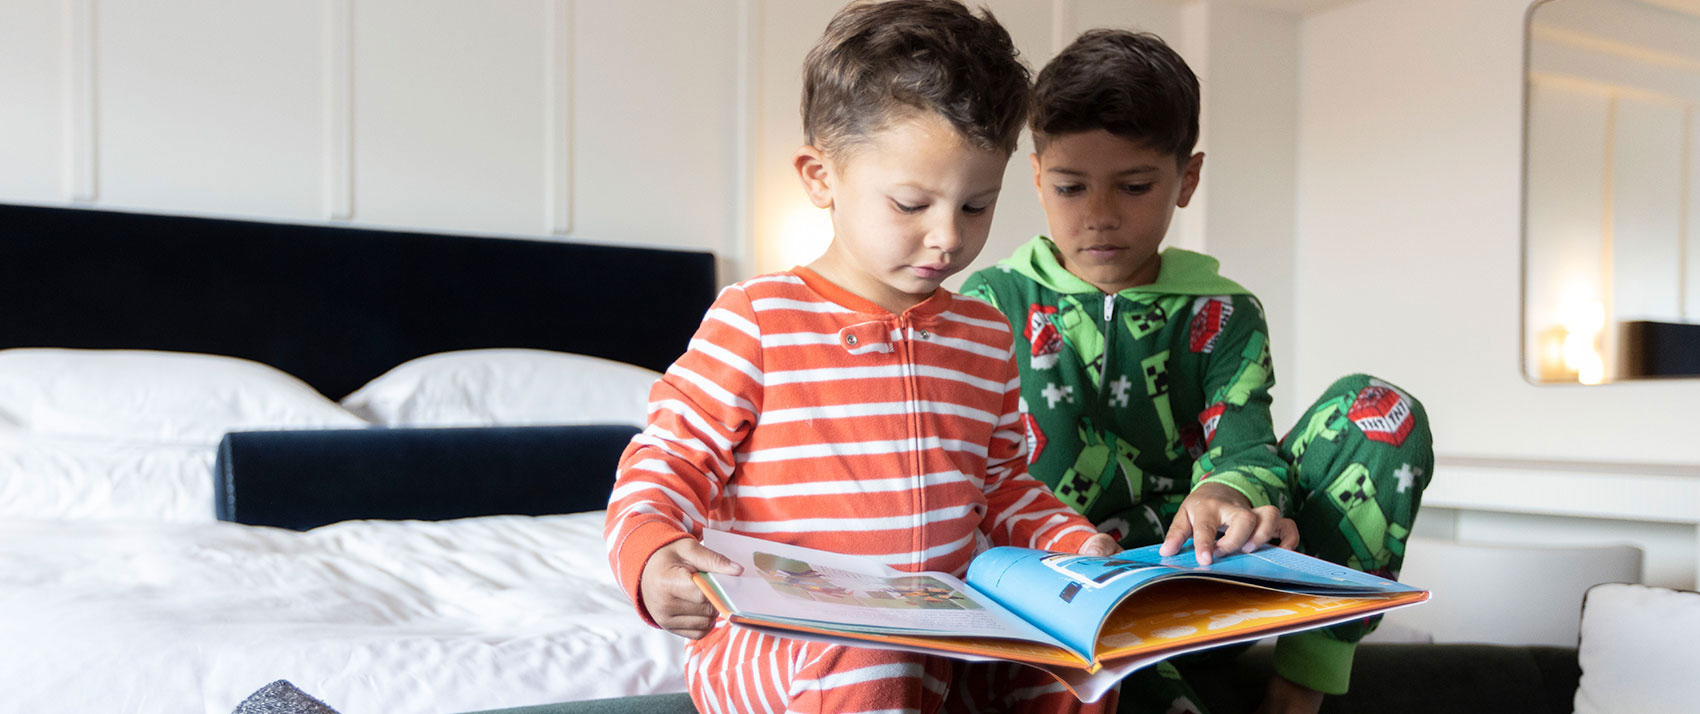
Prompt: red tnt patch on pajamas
<box><xmin>1021</xmin><ymin>412</ymin><xmax>1047</xmax><ymax>464</ymax></box>
<box><xmin>1348</xmin><ymin>381</ymin><xmax>1414</xmax><ymax>446</ymax></box>
<box><xmin>1189</xmin><ymin>296</ymin><xmax>1233</xmax><ymax>353</ymax></box>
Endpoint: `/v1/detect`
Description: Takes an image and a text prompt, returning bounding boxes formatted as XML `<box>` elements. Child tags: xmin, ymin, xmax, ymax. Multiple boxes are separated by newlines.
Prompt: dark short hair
<box><xmin>802</xmin><ymin>0</ymin><xmax>1030</xmax><ymax>157</ymax></box>
<box><xmin>1032</xmin><ymin>29</ymin><xmax>1199</xmax><ymax>163</ymax></box>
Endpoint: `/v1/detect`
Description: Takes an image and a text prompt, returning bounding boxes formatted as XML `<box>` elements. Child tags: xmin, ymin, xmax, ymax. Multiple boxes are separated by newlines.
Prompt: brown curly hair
<box><xmin>801</xmin><ymin>0</ymin><xmax>1031</xmax><ymax>157</ymax></box>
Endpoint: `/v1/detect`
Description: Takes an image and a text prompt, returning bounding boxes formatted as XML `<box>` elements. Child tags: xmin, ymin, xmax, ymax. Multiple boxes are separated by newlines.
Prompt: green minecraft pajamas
<box><xmin>961</xmin><ymin>238</ymin><xmax>1432</xmax><ymax>712</ymax></box>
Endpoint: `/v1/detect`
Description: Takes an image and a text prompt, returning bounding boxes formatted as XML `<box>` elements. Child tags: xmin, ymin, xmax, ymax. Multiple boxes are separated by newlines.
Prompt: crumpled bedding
<box><xmin>0</xmin><ymin>511</ymin><xmax>686</xmax><ymax>714</ymax></box>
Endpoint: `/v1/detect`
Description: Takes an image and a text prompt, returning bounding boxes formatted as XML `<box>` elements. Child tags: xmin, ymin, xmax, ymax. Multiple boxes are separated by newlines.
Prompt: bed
<box><xmin>0</xmin><ymin>203</ymin><xmax>716</xmax><ymax>714</ymax></box>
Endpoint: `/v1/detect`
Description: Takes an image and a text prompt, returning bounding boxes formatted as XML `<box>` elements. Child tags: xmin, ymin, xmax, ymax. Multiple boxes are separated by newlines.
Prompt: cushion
<box><xmin>340</xmin><ymin>349</ymin><xmax>660</xmax><ymax>428</ymax></box>
<box><xmin>215</xmin><ymin>424</ymin><xmax>640</xmax><ymax>530</ymax></box>
<box><xmin>0</xmin><ymin>431</ymin><xmax>215</xmax><ymax>521</ymax></box>
<box><xmin>0</xmin><ymin>348</ymin><xmax>367</xmax><ymax>445</ymax></box>
<box><xmin>1573</xmin><ymin>582</ymin><xmax>1700</xmax><ymax>714</ymax></box>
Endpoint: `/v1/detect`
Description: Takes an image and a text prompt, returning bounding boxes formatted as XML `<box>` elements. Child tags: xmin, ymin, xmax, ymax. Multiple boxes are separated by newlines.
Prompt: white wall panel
<box><xmin>1190</xmin><ymin>2</ymin><xmax>1300</xmax><ymax>427</ymax></box>
<box><xmin>350</xmin><ymin>0</ymin><xmax>547</xmax><ymax>235</ymax></box>
<box><xmin>96</xmin><ymin>0</ymin><xmax>321</xmax><ymax>220</ymax></box>
<box><xmin>0</xmin><ymin>0</ymin><xmax>64</xmax><ymax>203</ymax></box>
<box><xmin>1075</xmin><ymin>0</ymin><xmax>1184</xmax><ymax>40</ymax></box>
<box><xmin>570</xmin><ymin>0</ymin><xmax>739</xmax><ymax>258</ymax></box>
<box><xmin>964</xmin><ymin>0</ymin><xmax>1055</xmax><ymax>286</ymax></box>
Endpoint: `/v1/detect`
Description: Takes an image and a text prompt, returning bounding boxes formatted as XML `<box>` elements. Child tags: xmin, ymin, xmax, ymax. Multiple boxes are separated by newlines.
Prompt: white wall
<box><xmin>0</xmin><ymin>0</ymin><xmax>747</xmax><ymax>269</ymax></box>
<box><xmin>1297</xmin><ymin>0</ymin><xmax>1700</xmax><ymax>589</ymax></box>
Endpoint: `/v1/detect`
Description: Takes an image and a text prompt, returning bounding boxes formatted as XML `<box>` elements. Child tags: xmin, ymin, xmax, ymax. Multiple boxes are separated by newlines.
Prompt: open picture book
<box><xmin>694</xmin><ymin>529</ymin><xmax>1429</xmax><ymax>703</ymax></box>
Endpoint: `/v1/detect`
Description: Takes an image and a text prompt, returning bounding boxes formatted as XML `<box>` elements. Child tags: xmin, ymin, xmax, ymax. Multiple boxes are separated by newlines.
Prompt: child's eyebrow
<box><xmin>895</xmin><ymin>183</ymin><xmax>1003</xmax><ymax>200</ymax></box>
<box><xmin>1047</xmin><ymin>165</ymin><xmax>1161</xmax><ymax>177</ymax></box>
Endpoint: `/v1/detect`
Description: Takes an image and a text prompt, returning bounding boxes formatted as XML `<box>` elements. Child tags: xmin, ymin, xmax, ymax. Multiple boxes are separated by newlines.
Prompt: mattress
<box><xmin>0</xmin><ymin>511</ymin><xmax>687</xmax><ymax>714</ymax></box>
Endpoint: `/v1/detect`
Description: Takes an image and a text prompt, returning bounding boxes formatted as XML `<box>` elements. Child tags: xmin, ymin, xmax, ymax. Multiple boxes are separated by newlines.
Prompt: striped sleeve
<box><xmin>977</xmin><ymin>319</ymin><xmax>1097</xmax><ymax>554</ymax></box>
<box><xmin>604</xmin><ymin>285</ymin><xmax>764</xmax><ymax>624</ymax></box>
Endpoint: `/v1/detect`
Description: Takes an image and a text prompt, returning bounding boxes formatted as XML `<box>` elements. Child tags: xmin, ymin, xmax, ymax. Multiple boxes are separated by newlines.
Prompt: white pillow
<box><xmin>1573</xmin><ymin>582</ymin><xmax>1700</xmax><ymax>714</ymax></box>
<box><xmin>0</xmin><ymin>348</ymin><xmax>368</xmax><ymax>446</ymax></box>
<box><xmin>341</xmin><ymin>349</ymin><xmax>660</xmax><ymax>428</ymax></box>
<box><xmin>0</xmin><ymin>431</ymin><xmax>216</xmax><ymax>522</ymax></box>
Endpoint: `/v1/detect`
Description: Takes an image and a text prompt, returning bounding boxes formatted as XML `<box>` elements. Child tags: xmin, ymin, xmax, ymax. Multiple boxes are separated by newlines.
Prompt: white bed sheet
<box><xmin>0</xmin><ymin>511</ymin><xmax>687</xmax><ymax>714</ymax></box>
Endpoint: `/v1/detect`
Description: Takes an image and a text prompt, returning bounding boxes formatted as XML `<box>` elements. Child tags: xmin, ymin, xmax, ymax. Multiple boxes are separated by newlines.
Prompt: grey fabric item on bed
<box><xmin>231</xmin><ymin>680</ymin><xmax>343</xmax><ymax>714</ymax></box>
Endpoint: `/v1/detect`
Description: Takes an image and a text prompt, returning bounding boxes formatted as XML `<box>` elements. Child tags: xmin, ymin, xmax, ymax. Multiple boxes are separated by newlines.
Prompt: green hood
<box><xmin>998</xmin><ymin>236</ymin><xmax>1250</xmax><ymax>297</ymax></box>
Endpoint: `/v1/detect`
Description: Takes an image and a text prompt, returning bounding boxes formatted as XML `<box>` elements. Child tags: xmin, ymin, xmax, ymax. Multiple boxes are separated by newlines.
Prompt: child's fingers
<box><xmin>1239</xmin><ymin>506</ymin><xmax>1286</xmax><ymax>553</ymax></box>
<box><xmin>660</xmin><ymin>612</ymin><xmax>719</xmax><ymax>640</ymax></box>
<box><xmin>1190</xmin><ymin>514</ymin><xmax>1222</xmax><ymax>565</ymax></box>
<box><xmin>1078</xmin><ymin>533</ymin><xmax>1120</xmax><ymax>557</ymax></box>
<box><xmin>676</xmin><ymin>540</ymin><xmax>744</xmax><ymax>576</ymax></box>
<box><xmin>1275</xmin><ymin>518</ymin><xmax>1301</xmax><ymax>550</ymax></box>
<box><xmin>1159</xmin><ymin>511</ymin><xmax>1193</xmax><ymax>556</ymax></box>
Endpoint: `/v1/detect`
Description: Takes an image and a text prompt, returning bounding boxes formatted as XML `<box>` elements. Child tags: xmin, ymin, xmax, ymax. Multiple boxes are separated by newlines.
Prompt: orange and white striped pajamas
<box><xmin>605</xmin><ymin>268</ymin><xmax>1114</xmax><ymax>714</ymax></box>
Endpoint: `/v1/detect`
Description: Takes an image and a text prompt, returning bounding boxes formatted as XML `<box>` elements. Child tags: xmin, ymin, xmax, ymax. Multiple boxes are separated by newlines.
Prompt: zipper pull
<box><xmin>1103</xmin><ymin>294</ymin><xmax>1114</xmax><ymax>323</ymax></box>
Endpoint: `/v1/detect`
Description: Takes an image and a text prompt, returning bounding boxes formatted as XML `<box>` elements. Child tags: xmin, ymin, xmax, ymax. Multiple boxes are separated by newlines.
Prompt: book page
<box><xmin>965</xmin><ymin>546</ymin><xmax>1184</xmax><ymax>655</ymax></box>
<box><xmin>699</xmin><ymin>529</ymin><xmax>1068</xmax><ymax>648</ymax></box>
<box><xmin>964</xmin><ymin>541</ymin><xmax>1424</xmax><ymax>656</ymax></box>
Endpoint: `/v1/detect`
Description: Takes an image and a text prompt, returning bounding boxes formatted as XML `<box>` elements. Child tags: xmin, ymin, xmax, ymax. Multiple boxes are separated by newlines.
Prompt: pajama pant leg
<box><xmin>687</xmin><ymin>621</ymin><xmax>1116</xmax><ymax>714</ymax></box>
<box><xmin>687</xmin><ymin>621</ymin><xmax>950</xmax><ymax>714</ymax></box>
<box><xmin>1272</xmin><ymin>373</ymin><xmax>1433</xmax><ymax>693</ymax></box>
<box><xmin>1112</xmin><ymin>661</ymin><xmax>1209</xmax><ymax>714</ymax></box>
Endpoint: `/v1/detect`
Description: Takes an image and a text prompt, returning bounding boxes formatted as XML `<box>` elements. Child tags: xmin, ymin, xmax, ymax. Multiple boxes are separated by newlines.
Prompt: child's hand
<box><xmin>1077</xmin><ymin>532</ymin><xmax>1122</xmax><ymax>557</ymax></box>
<box><xmin>639</xmin><ymin>538</ymin><xmax>743</xmax><ymax>639</ymax></box>
<box><xmin>1161</xmin><ymin>482</ymin><xmax>1299</xmax><ymax>565</ymax></box>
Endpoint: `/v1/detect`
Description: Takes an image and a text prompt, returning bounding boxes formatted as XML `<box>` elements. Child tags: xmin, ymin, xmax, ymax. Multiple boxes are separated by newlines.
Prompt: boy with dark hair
<box><xmin>962</xmin><ymin>30</ymin><xmax>1433</xmax><ymax>714</ymax></box>
<box><xmin>606</xmin><ymin>3</ymin><xmax>1121</xmax><ymax>712</ymax></box>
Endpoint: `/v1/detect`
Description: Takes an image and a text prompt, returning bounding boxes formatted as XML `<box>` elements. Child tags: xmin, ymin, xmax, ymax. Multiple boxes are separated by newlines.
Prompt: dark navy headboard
<box><xmin>0</xmin><ymin>203</ymin><xmax>715</xmax><ymax>399</ymax></box>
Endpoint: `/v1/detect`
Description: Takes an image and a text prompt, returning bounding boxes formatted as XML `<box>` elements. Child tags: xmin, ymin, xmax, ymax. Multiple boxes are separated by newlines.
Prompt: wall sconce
<box><xmin>1559</xmin><ymin>300</ymin><xmax>1605</xmax><ymax>385</ymax></box>
<box><xmin>760</xmin><ymin>204</ymin><xmax>833</xmax><ymax>274</ymax></box>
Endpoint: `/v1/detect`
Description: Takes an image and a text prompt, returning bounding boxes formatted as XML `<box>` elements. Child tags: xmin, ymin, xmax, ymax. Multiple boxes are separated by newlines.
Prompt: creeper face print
<box><xmin>1326</xmin><ymin>463</ymin><xmax>1391</xmax><ymax>570</ymax></box>
<box><xmin>1052</xmin><ymin>423</ymin><xmax>1115</xmax><ymax>512</ymax></box>
<box><xmin>1215</xmin><ymin>331</ymin><xmax>1272</xmax><ymax>408</ymax></box>
<box><xmin>1123</xmin><ymin>301</ymin><xmax>1169</xmax><ymax>341</ymax></box>
<box><xmin>1141</xmin><ymin>351</ymin><xmax>1182</xmax><ymax>459</ymax></box>
<box><xmin>1055</xmin><ymin>296</ymin><xmax>1105</xmax><ymax>386</ymax></box>
<box><xmin>1284</xmin><ymin>394</ymin><xmax>1351</xmax><ymax>460</ymax></box>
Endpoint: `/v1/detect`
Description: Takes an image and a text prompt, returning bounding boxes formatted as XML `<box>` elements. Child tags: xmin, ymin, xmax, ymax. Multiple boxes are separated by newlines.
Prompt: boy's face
<box><xmin>1031</xmin><ymin>130</ymin><xmax>1203</xmax><ymax>294</ymax></box>
<box><xmin>796</xmin><ymin>112</ymin><xmax>1008</xmax><ymax>313</ymax></box>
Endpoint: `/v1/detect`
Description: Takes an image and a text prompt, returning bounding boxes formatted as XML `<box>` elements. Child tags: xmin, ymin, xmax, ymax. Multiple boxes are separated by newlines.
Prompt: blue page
<box><xmin>965</xmin><ymin>541</ymin><xmax>1419</xmax><ymax>656</ymax></box>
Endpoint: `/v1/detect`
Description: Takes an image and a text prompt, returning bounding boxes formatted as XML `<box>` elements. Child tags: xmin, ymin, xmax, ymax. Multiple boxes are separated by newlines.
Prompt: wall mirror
<box><xmin>1523</xmin><ymin>0</ymin><xmax>1700</xmax><ymax>384</ymax></box>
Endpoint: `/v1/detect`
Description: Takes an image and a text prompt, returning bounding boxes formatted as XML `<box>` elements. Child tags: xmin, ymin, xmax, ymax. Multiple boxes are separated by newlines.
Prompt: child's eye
<box><xmin>962</xmin><ymin>203</ymin><xmax>989</xmax><ymax>216</ymax></box>
<box><xmin>1122</xmin><ymin>183</ymin><xmax>1155</xmax><ymax>195</ymax></box>
<box><xmin>893</xmin><ymin>200</ymin><xmax>927</xmax><ymax>214</ymax></box>
<box><xmin>1053</xmin><ymin>184</ymin><xmax>1083</xmax><ymax>197</ymax></box>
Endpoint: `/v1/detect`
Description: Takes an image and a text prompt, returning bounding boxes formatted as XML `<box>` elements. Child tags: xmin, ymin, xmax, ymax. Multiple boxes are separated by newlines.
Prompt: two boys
<box><xmin>607</xmin><ymin>2</ymin><xmax>1432</xmax><ymax>713</ymax></box>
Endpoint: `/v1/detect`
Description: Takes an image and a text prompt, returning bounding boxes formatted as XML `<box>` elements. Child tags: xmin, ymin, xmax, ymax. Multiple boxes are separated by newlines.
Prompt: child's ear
<box><xmin>1029</xmin><ymin>152</ymin><xmax>1043</xmax><ymax>192</ymax></box>
<box><xmin>793</xmin><ymin>146</ymin><xmax>834</xmax><ymax>209</ymax></box>
<box><xmin>1176</xmin><ymin>152</ymin><xmax>1205</xmax><ymax>208</ymax></box>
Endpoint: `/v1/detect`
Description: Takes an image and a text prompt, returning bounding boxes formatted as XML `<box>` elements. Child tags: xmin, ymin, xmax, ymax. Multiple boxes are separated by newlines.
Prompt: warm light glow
<box><xmin>1559</xmin><ymin>300</ymin><xmax>1605</xmax><ymax>385</ymax></box>
<box><xmin>770</xmin><ymin>205</ymin><xmax>834</xmax><ymax>272</ymax></box>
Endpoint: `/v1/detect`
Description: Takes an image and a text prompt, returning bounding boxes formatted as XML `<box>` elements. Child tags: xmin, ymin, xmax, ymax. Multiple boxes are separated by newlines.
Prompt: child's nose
<box><xmin>1088</xmin><ymin>193</ymin><xmax>1122</xmax><ymax>231</ymax></box>
<box><xmin>927</xmin><ymin>219</ymin><xmax>963</xmax><ymax>253</ymax></box>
